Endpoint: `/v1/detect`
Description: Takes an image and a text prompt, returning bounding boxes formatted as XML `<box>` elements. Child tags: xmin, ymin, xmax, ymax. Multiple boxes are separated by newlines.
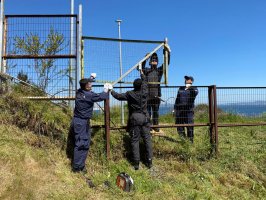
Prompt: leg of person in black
<box><xmin>141</xmin><ymin>122</ymin><xmax>153</xmax><ymax>168</ymax></box>
<box><xmin>186</xmin><ymin>111</ymin><xmax>194</xmax><ymax>143</ymax></box>
<box><xmin>147</xmin><ymin>99</ymin><xmax>152</xmax><ymax>124</ymax></box>
<box><xmin>151</xmin><ymin>98</ymin><xmax>161</xmax><ymax>131</ymax></box>
<box><xmin>176</xmin><ymin>111</ymin><xmax>186</xmax><ymax>138</ymax></box>
<box><xmin>130</xmin><ymin>125</ymin><xmax>141</xmax><ymax>170</ymax></box>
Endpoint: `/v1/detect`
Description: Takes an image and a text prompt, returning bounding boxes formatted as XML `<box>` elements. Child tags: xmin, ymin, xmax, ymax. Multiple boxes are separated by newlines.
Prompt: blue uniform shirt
<box><xmin>174</xmin><ymin>86</ymin><xmax>199</xmax><ymax>111</ymax></box>
<box><xmin>74</xmin><ymin>89</ymin><xmax>109</xmax><ymax>119</ymax></box>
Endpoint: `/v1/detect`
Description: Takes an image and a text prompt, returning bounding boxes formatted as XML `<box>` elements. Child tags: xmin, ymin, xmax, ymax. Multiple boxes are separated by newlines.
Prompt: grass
<box><xmin>0</xmin><ymin>87</ymin><xmax>265</xmax><ymax>199</ymax></box>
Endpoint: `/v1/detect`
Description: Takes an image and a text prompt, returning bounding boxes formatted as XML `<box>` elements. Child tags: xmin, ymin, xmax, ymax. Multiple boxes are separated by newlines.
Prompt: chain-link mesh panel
<box><xmin>3</xmin><ymin>15</ymin><xmax>77</xmax><ymax>98</ymax></box>
<box><xmin>82</xmin><ymin>37</ymin><xmax>165</xmax><ymax>85</ymax></box>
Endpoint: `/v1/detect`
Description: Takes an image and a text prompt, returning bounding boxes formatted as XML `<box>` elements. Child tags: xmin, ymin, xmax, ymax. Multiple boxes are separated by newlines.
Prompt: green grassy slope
<box><xmin>0</xmin><ymin>88</ymin><xmax>265</xmax><ymax>200</ymax></box>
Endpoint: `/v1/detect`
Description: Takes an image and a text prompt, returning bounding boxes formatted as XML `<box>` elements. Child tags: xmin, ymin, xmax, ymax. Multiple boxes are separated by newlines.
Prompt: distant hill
<box><xmin>159</xmin><ymin>102</ymin><xmax>266</xmax><ymax>117</ymax></box>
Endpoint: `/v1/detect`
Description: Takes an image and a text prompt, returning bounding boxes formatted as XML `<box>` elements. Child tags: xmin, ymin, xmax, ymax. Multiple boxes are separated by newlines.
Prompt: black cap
<box><xmin>133</xmin><ymin>78</ymin><xmax>142</xmax><ymax>90</ymax></box>
<box><xmin>79</xmin><ymin>78</ymin><xmax>94</xmax><ymax>85</ymax></box>
<box><xmin>151</xmin><ymin>53</ymin><xmax>158</xmax><ymax>60</ymax></box>
<box><xmin>79</xmin><ymin>78</ymin><xmax>94</xmax><ymax>89</ymax></box>
<box><xmin>184</xmin><ymin>75</ymin><xmax>194</xmax><ymax>82</ymax></box>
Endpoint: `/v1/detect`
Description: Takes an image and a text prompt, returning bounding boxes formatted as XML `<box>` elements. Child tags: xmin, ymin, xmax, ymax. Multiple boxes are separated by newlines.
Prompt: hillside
<box><xmin>0</xmin><ymin>87</ymin><xmax>265</xmax><ymax>200</ymax></box>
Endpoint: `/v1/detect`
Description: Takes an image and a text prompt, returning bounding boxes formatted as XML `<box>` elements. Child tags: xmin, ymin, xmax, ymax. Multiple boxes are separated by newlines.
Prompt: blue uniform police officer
<box><xmin>174</xmin><ymin>76</ymin><xmax>198</xmax><ymax>143</ymax></box>
<box><xmin>71</xmin><ymin>73</ymin><xmax>109</xmax><ymax>173</ymax></box>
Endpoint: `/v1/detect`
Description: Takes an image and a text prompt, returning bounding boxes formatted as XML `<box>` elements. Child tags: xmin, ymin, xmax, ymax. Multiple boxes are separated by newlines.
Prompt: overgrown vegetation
<box><xmin>0</xmin><ymin>85</ymin><xmax>265</xmax><ymax>199</ymax></box>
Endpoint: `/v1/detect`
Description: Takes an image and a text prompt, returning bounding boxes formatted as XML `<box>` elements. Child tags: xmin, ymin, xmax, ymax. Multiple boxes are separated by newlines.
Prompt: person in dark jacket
<box><xmin>142</xmin><ymin>47</ymin><xmax>170</xmax><ymax>132</ymax></box>
<box><xmin>71</xmin><ymin>73</ymin><xmax>109</xmax><ymax>173</ymax></box>
<box><xmin>174</xmin><ymin>76</ymin><xmax>198</xmax><ymax>143</ymax></box>
<box><xmin>110</xmin><ymin>70</ymin><xmax>152</xmax><ymax>170</ymax></box>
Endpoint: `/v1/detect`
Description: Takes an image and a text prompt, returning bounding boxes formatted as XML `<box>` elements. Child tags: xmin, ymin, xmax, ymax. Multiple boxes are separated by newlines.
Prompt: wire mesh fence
<box><xmin>89</xmin><ymin>85</ymin><xmax>213</xmax><ymax>159</ymax></box>
<box><xmin>82</xmin><ymin>37</ymin><xmax>166</xmax><ymax>84</ymax></box>
<box><xmin>4</xmin><ymin>15</ymin><xmax>77</xmax><ymax>57</ymax></box>
<box><xmin>1</xmin><ymin>15</ymin><xmax>265</xmax><ymax>158</ymax></box>
<box><xmin>216</xmin><ymin>87</ymin><xmax>266</xmax><ymax>151</ymax></box>
<box><xmin>105</xmin><ymin>85</ymin><xmax>210</xmax><ymax>128</ymax></box>
<box><xmin>216</xmin><ymin>87</ymin><xmax>266</xmax><ymax>124</ymax></box>
<box><xmin>88</xmin><ymin>85</ymin><xmax>266</xmax><ymax>158</ymax></box>
<box><xmin>2</xmin><ymin>15</ymin><xmax>78</xmax><ymax>98</ymax></box>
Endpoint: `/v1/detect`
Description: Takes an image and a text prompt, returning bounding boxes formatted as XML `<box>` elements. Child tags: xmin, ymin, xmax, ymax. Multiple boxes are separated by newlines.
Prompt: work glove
<box><xmin>103</xmin><ymin>83</ymin><xmax>113</xmax><ymax>93</ymax></box>
<box><xmin>172</xmin><ymin>110</ymin><xmax>176</xmax><ymax>116</ymax></box>
<box><xmin>90</xmin><ymin>73</ymin><xmax>97</xmax><ymax>79</ymax></box>
<box><xmin>137</xmin><ymin>63</ymin><xmax>142</xmax><ymax>71</ymax></box>
<box><xmin>164</xmin><ymin>44</ymin><xmax>171</xmax><ymax>53</ymax></box>
<box><xmin>107</xmin><ymin>83</ymin><xmax>113</xmax><ymax>91</ymax></box>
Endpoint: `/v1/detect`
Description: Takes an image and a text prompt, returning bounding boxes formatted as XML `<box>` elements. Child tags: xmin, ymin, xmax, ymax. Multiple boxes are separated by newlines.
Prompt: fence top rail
<box><xmin>92</xmin><ymin>85</ymin><xmax>211</xmax><ymax>89</ymax></box>
<box><xmin>82</xmin><ymin>36</ymin><xmax>165</xmax><ymax>44</ymax></box>
<box><xmin>4</xmin><ymin>55</ymin><xmax>76</xmax><ymax>59</ymax></box>
<box><xmin>91</xmin><ymin>85</ymin><xmax>265</xmax><ymax>89</ymax></box>
<box><xmin>5</xmin><ymin>14</ymin><xmax>77</xmax><ymax>18</ymax></box>
<box><xmin>216</xmin><ymin>86</ymin><xmax>266</xmax><ymax>89</ymax></box>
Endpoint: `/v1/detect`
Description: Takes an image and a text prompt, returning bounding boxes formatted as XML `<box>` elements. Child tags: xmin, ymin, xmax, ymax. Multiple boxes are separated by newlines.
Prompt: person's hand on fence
<box><xmin>103</xmin><ymin>83</ymin><xmax>113</xmax><ymax>93</ymax></box>
<box><xmin>164</xmin><ymin>44</ymin><xmax>171</xmax><ymax>53</ymax></box>
<box><xmin>172</xmin><ymin>109</ymin><xmax>176</xmax><ymax>116</ymax></box>
<box><xmin>137</xmin><ymin>63</ymin><xmax>144</xmax><ymax>75</ymax></box>
<box><xmin>90</xmin><ymin>73</ymin><xmax>97</xmax><ymax>79</ymax></box>
<box><xmin>107</xmin><ymin>83</ymin><xmax>113</xmax><ymax>91</ymax></box>
<box><xmin>103</xmin><ymin>83</ymin><xmax>109</xmax><ymax>93</ymax></box>
<box><xmin>137</xmin><ymin>63</ymin><xmax>141</xmax><ymax>71</ymax></box>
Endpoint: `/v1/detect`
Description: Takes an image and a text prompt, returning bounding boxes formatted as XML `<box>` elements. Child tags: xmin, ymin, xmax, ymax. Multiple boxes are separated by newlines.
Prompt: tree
<box><xmin>17</xmin><ymin>70</ymin><xmax>28</xmax><ymax>83</ymax></box>
<box><xmin>14</xmin><ymin>28</ymin><xmax>70</xmax><ymax>92</ymax></box>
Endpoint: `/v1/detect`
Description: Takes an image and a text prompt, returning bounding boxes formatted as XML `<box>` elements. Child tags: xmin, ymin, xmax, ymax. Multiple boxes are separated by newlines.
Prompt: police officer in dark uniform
<box><xmin>110</xmin><ymin>70</ymin><xmax>152</xmax><ymax>170</ymax></box>
<box><xmin>174</xmin><ymin>76</ymin><xmax>198</xmax><ymax>143</ymax></box>
<box><xmin>142</xmin><ymin>48</ymin><xmax>170</xmax><ymax>132</ymax></box>
<box><xmin>71</xmin><ymin>74</ymin><xmax>109</xmax><ymax>173</ymax></box>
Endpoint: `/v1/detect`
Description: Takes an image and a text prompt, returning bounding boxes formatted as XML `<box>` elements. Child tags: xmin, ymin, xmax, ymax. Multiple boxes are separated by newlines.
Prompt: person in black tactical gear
<box><xmin>110</xmin><ymin>70</ymin><xmax>153</xmax><ymax>170</ymax></box>
<box><xmin>70</xmin><ymin>73</ymin><xmax>109</xmax><ymax>173</ymax></box>
<box><xmin>142</xmin><ymin>46</ymin><xmax>170</xmax><ymax>133</ymax></box>
<box><xmin>174</xmin><ymin>76</ymin><xmax>198</xmax><ymax>143</ymax></box>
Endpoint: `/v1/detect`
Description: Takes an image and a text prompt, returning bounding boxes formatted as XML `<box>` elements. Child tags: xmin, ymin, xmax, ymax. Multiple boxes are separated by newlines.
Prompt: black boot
<box><xmin>133</xmin><ymin>160</ymin><xmax>139</xmax><ymax>170</ymax></box>
<box><xmin>146</xmin><ymin>158</ymin><xmax>152</xmax><ymax>169</ymax></box>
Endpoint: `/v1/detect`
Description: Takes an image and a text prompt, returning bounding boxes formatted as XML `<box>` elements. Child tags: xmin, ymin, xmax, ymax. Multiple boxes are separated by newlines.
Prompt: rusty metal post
<box><xmin>208</xmin><ymin>86</ymin><xmax>214</xmax><ymax>144</ymax></box>
<box><xmin>104</xmin><ymin>95</ymin><xmax>111</xmax><ymax>159</ymax></box>
<box><xmin>0</xmin><ymin>0</ymin><xmax>4</xmax><ymax>73</ymax></box>
<box><xmin>2</xmin><ymin>16</ymin><xmax>6</xmax><ymax>73</ymax></box>
<box><xmin>208</xmin><ymin>86</ymin><xmax>215</xmax><ymax>155</ymax></box>
<box><xmin>213</xmin><ymin>85</ymin><xmax>218</xmax><ymax>154</ymax></box>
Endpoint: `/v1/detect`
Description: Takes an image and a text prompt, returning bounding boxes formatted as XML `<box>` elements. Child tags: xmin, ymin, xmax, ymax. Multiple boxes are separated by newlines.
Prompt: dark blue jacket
<box><xmin>174</xmin><ymin>86</ymin><xmax>198</xmax><ymax>112</ymax></box>
<box><xmin>74</xmin><ymin>89</ymin><xmax>108</xmax><ymax>119</ymax></box>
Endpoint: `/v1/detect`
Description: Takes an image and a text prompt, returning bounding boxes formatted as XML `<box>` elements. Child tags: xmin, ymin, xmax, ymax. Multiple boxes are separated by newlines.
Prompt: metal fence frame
<box><xmin>1</xmin><ymin>14</ymin><xmax>79</xmax><ymax>100</ymax></box>
<box><xmin>81</xmin><ymin>36</ymin><xmax>169</xmax><ymax>85</ymax></box>
<box><xmin>99</xmin><ymin>85</ymin><xmax>266</xmax><ymax>159</ymax></box>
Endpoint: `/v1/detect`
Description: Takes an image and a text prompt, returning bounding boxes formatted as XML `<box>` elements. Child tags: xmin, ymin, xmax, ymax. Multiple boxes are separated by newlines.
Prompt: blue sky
<box><xmin>6</xmin><ymin>0</ymin><xmax>266</xmax><ymax>86</ymax></box>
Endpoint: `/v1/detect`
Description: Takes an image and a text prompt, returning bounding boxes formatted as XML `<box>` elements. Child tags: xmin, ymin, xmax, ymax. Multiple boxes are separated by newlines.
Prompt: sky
<box><xmin>5</xmin><ymin>0</ymin><xmax>266</xmax><ymax>87</ymax></box>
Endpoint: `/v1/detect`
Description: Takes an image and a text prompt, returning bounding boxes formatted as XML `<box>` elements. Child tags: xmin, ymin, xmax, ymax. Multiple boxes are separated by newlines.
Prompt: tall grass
<box><xmin>0</xmin><ymin>86</ymin><xmax>265</xmax><ymax>199</ymax></box>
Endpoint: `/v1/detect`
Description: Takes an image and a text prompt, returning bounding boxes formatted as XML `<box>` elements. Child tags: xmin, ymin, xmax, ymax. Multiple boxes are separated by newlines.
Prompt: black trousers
<box><xmin>128</xmin><ymin>113</ymin><xmax>153</xmax><ymax>162</ymax></box>
<box><xmin>129</xmin><ymin>124</ymin><xmax>153</xmax><ymax>162</ymax></box>
<box><xmin>147</xmin><ymin>98</ymin><xmax>161</xmax><ymax>126</ymax></box>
